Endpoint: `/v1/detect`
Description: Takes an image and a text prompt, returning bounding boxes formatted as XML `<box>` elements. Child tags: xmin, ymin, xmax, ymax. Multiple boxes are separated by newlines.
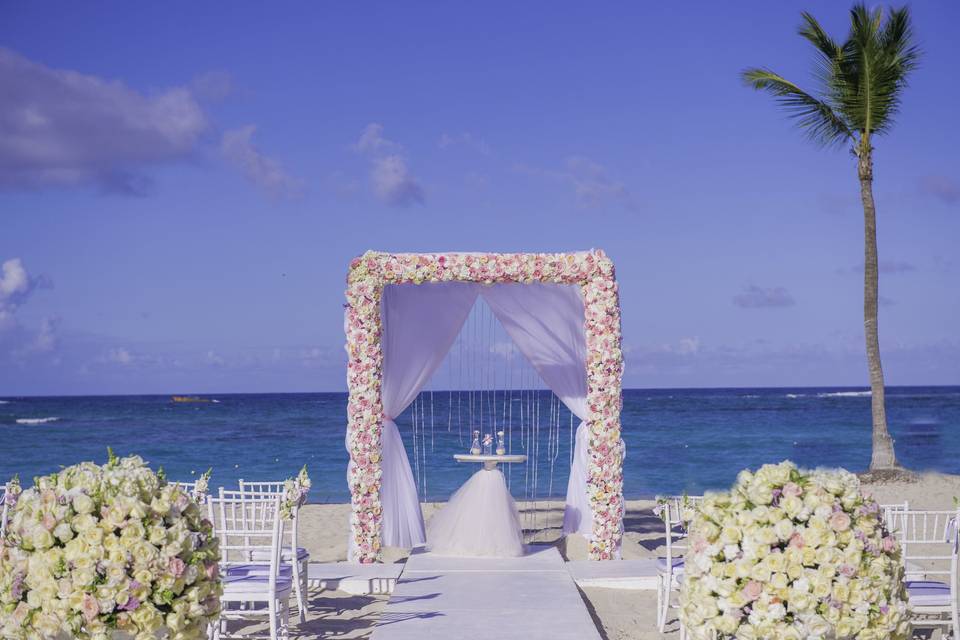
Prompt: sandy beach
<box><xmin>286</xmin><ymin>472</ymin><xmax>960</xmax><ymax>639</ymax></box>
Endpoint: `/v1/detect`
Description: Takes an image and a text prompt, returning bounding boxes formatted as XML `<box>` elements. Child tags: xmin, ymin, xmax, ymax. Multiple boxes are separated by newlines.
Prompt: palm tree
<box><xmin>742</xmin><ymin>5</ymin><xmax>919</xmax><ymax>471</ymax></box>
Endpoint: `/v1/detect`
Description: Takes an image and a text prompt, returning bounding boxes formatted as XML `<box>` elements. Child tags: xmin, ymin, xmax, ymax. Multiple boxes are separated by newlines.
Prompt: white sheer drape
<box><xmin>348</xmin><ymin>282</ymin><xmax>479</xmax><ymax>559</ymax></box>
<box><xmin>479</xmin><ymin>284</ymin><xmax>594</xmax><ymax>535</ymax></box>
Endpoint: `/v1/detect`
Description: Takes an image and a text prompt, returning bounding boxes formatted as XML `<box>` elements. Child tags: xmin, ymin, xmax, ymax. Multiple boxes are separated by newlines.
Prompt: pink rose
<box><xmin>829</xmin><ymin>511</ymin><xmax>852</xmax><ymax>532</ymax></box>
<box><xmin>782</xmin><ymin>482</ymin><xmax>803</xmax><ymax>498</ymax></box>
<box><xmin>82</xmin><ymin>593</ymin><xmax>100</xmax><ymax>622</ymax></box>
<box><xmin>168</xmin><ymin>557</ymin><xmax>186</xmax><ymax>578</ymax></box>
<box><xmin>788</xmin><ymin>533</ymin><xmax>805</xmax><ymax>549</ymax></box>
<box><xmin>882</xmin><ymin>536</ymin><xmax>896</xmax><ymax>552</ymax></box>
<box><xmin>742</xmin><ymin>580</ymin><xmax>763</xmax><ymax>602</ymax></box>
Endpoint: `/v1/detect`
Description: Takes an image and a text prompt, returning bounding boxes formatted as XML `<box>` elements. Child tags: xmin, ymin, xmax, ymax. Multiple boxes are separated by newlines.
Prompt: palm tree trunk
<box><xmin>858</xmin><ymin>142</ymin><xmax>898</xmax><ymax>470</ymax></box>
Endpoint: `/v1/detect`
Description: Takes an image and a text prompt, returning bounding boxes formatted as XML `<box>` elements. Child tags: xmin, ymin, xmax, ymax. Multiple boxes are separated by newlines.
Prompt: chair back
<box><xmin>880</xmin><ymin>501</ymin><xmax>910</xmax><ymax>536</ymax></box>
<box><xmin>208</xmin><ymin>490</ymin><xmax>284</xmax><ymax>592</ymax></box>
<box><xmin>897</xmin><ymin>510</ymin><xmax>960</xmax><ymax>585</ymax></box>
<box><xmin>660</xmin><ymin>495</ymin><xmax>703</xmax><ymax>564</ymax></box>
<box><xmin>238</xmin><ymin>480</ymin><xmax>302</xmax><ymax>557</ymax></box>
<box><xmin>1</xmin><ymin>483</ymin><xmax>8</xmax><ymax>538</ymax></box>
<box><xmin>239</xmin><ymin>480</ymin><xmax>286</xmax><ymax>495</ymax></box>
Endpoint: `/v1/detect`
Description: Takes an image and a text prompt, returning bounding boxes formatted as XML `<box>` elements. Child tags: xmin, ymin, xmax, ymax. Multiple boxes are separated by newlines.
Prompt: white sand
<box><xmin>289</xmin><ymin>472</ymin><xmax>960</xmax><ymax>639</ymax></box>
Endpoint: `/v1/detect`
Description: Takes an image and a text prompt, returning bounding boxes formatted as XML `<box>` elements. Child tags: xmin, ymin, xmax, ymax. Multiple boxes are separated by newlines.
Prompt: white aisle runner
<box><xmin>371</xmin><ymin>545</ymin><xmax>602</xmax><ymax>640</ymax></box>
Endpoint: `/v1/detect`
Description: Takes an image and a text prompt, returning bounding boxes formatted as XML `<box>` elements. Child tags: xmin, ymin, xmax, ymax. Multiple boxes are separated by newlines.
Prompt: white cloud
<box><xmin>221</xmin><ymin>125</ymin><xmax>302</xmax><ymax>197</ymax></box>
<box><xmin>677</xmin><ymin>337</ymin><xmax>700</xmax><ymax>355</ymax></box>
<box><xmin>0</xmin><ymin>47</ymin><xmax>208</xmax><ymax>195</ymax></box>
<box><xmin>920</xmin><ymin>175</ymin><xmax>960</xmax><ymax>205</ymax></box>
<box><xmin>840</xmin><ymin>260</ymin><xmax>917</xmax><ymax>276</ymax></box>
<box><xmin>0</xmin><ymin>258</ymin><xmax>51</xmax><ymax>332</ymax></box>
<box><xmin>438</xmin><ymin>132</ymin><xmax>491</xmax><ymax>155</ymax></box>
<box><xmin>515</xmin><ymin>156</ymin><xmax>637</xmax><ymax>211</ymax></box>
<box><xmin>353</xmin><ymin>123</ymin><xmax>425</xmax><ymax>207</ymax></box>
<box><xmin>371</xmin><ymin>155</ymin><xmax>425</xmax><ymax>206</ymax></box>
<box><xmin>204</xmin><ymin>350</ymin><xmax>225</xmax><ymax>366</ymax></box>
<box><xmin>732</xmin><ymin>285</ymin><xmax>796</xmax><ymax>309</ymax></box>
<box><xmin>104</xmin><ymin>348</ymin><xmax>133</xmax><ymax>365</ymax></box>
<box><xmin>354</xmin><ymin>123</ymin><xmax>398</xmax><ymax>154</ymax></box>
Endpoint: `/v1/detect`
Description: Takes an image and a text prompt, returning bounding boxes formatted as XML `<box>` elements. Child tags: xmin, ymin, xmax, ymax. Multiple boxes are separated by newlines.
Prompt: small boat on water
<box><xmin>171</xmin><ymin>396</ymin><xmax>212</xmax><ymax>403</ymax></box>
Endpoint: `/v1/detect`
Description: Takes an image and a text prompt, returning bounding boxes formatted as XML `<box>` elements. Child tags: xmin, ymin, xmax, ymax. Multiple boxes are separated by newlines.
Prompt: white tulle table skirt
<box><xmin>426</xmin><ymin>468</ymin><xmax>525</xmax><ymax>557</ymax></box>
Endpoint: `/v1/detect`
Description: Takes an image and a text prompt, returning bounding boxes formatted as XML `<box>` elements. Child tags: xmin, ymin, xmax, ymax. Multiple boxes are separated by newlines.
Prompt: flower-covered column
<box><xmin>345</xmin><ymin>256</ymin><xmax>386</xmax><ymax>563</ymax></box>
<box><xmin>581</xmin><ymin>253</ymin><xmax>625</xmax><ymax>560</ymax></box>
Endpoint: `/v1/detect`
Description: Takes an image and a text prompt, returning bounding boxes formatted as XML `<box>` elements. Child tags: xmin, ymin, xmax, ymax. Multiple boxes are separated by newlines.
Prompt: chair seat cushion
<box><xmin>222</xmin><ymin>573</ymin><xmax>293</xmax><ymax>595</ymax></box>
<box><xmin>656</xmin><ymin>557</ymin><xmax>684</xmax><ymax>573</ymax></box>
<box><xmin>906</xmin><ymin>580</ymin><xmax>952</xmax><ymax>607</ymax></box>
<box><xmin>226</xmin><ymin>564</ymin><xmax>293</xmax><ymax>577</ymax></box>
<box><xmin>250</xmin><ymin>546</ymin><xmax>310</xmax><ymax>562</ymax></box>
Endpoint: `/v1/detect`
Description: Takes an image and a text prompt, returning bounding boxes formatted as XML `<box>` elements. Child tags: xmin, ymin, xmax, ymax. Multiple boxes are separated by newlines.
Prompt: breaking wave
<box><xmin>15</xmin><ymin>417</ymin><xmax>60</xmax><ymax>425</ymax></box>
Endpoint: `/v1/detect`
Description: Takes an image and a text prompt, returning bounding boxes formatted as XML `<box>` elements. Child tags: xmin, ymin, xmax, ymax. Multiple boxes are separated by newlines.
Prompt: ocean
<box><xmin>2</xmin><ymin>386</ymin><xmax>959</xmax><ymax>503</ymax></box>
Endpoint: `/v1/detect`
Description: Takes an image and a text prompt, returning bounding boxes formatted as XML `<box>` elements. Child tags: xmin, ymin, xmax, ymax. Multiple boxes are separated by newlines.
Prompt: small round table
<box><xmin>454</xmin><ymin>453</ymin><xmax>528</xmax><ymax>470</ymax></box>
<box><xmin>426</xmin><ymin>454</ymin><xmax>529</xmax><ymax>557</ymax></box>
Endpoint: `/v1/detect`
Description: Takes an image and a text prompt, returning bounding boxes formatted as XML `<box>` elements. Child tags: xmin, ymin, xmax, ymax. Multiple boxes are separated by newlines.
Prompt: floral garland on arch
<box><xmin>679</xmin><ymin>461</ymin><xmax>909</xmax><ymax>640</ymax></box>
<box><xmin>345</xmin><ymin>250</ymin><xmax>625</xmax><ymax>562</ymax></box>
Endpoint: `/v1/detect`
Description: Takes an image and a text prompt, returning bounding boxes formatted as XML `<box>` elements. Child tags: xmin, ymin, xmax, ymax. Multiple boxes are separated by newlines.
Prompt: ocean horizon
<box><xmin>3</xmin><ymin>385</ymin><xmax>959</xmax><ymax>503</ymax></box>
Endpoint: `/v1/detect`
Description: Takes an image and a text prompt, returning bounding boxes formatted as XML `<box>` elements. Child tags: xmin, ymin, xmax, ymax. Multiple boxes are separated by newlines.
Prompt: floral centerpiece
<box><xmin>0</xmin><ymin>451</ymin><xmax>221</xmax><ymax>639</ymax></box>
<box><xmin>345</xmin><ymin>251</ymin><xmax>624</xmax><ymax>561</ymax></box>
<box><xmin>280</xmin><ymin>466</ymin><xmax>311</xmax><ymax>520</ymax></box>
<box><xmin>680</xmin><ymin>461</ymin><xmax>909</xmax><ymax>640</ymax></box>
<box><xmin>190</xmin><ymin>469</ymin><xmax>211</xmax><ymax>503</ymax></box>
<box><xmin>653</xmin><ymin>493</ymin><xmax>698</xmax><ymax>525</ymax></box>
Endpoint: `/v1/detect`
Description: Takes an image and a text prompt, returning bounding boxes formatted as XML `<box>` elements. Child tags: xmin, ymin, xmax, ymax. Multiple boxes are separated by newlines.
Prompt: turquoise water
<box><xmin>1</xmin><ymin>387</ymin><xmax>958</xmax><ymax>502</ymax></box>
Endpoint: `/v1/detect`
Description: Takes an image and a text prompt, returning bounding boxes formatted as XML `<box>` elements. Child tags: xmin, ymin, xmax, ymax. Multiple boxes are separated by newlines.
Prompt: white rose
<box><xmin>72</xmin><ymin>494</ymin><xmax>95</xmax><ymax>514</ymax></box>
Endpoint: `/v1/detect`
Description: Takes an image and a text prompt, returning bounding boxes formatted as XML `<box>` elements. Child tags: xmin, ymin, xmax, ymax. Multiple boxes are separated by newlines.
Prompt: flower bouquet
<box><xmin>190</xmin><ymin>469</ymin><xmax>211</xmax><ymax>503</ymax></box>
<box><xmin>680</xmin><ymin>461</ymin><xmax>909</xmax><ymax>640</ymax></box>
<box><xmin>280</xmin><ymin>466</ymin><xmax>311</xmax><ymax>521</ymax></box>
<box><xmin>0</xmin><ymin>451</ymin><xmax>221</xmax><ymax>639</ymax></box>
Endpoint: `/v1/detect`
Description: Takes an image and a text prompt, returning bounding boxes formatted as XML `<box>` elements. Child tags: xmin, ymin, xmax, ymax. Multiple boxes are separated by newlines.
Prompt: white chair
<box><xmin>1</xmin><ymin>483</ymin><xmax>8</xmax><ymax>538</ymax></box>
<box><xmin>209</xmin><ymin>490</ymin><xmax>292</xmax><ymax>640</ymax></box>
<box><xmin>882</xmin><ymin>501</ymin><xmax>930</xmax><ymax>578</ymax></box>
<box><xmin>898</xmin><ymin>509</ymin><xmax>960</xmax><ymax>638</ymax></box>
<box><xmin>655</xmin><ymin>495</ymin><xmax>703</xmax><ymax>634</ymax></box>
<box><xmin>239</xmin><ymin>480</ymin><xmax>310</xmax><ymax>623</ymax></box>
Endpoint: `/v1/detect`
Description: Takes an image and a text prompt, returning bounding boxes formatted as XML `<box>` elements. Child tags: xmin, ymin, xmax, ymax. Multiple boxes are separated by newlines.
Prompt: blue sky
<box><xmin>1</xmin><ymin>1</ymin><xmax>958</xmax><ymax>395</ymax></box>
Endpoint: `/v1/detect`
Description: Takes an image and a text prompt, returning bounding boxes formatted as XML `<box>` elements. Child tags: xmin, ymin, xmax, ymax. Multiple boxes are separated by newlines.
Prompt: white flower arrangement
<box><xmin>680</xmin><ymin>461</ymin><xmax>909</xmax><ymax>640</ymax></box>
<box><xmin>280</xmin><ymin>466</ymin><xmax>311</xmax><ymax>521</ymax></box>
<box><xmin>4</xmin><ymin>475</ymin><xmax>22</xmax><ymax>511</ymax></box>
<box><xmin>653</xmin><ymin>493</ymin><xmax>698</xmax><ymax>525</ymax></box>
<box><xmin>0</xmin><ymin>450</ymin><xmax>221</xmax><ymax>639</ymax></box>
<box><xmin>191</xmin><ymin>469</ymin><xmax>211</xmax><ymax>502</ymax></box>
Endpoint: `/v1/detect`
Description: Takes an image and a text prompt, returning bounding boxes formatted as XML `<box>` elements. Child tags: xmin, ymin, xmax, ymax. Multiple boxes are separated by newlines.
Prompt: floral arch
<box><xmin>344</xmin><ymin>250</ymin><xmax>624</xmax><ymax>562</ymax></box>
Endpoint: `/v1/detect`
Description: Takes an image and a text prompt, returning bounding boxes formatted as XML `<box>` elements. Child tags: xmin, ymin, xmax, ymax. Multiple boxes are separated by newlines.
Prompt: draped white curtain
<box><xmin>348</xmin><ymin>282</ymin><xmax>479</xmax><ymax>560</ymax></box>
<box><xmin>479</xmin><ymin>284</ymin><xmax>594</xmax><ymax>536</ymax></box>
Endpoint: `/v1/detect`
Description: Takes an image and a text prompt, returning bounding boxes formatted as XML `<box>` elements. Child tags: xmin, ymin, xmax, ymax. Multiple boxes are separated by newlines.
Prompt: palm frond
<box><xmin>799</xmin><ymin>12</ymin><xmax>842</xmax><ymax>61</ymax></box>
<box><xmin>798</xmin><ymin>11</ymin><xmax>848</xmax><ymax>118</ymax></box>
<box><xmin>835</xmin><ymin>4</ymin><xmax>920</xmax><ymax>136</ymax></box>
<box><xmin>742</xmin><ymin>68</ymin><xmax>853</xmax><ymax>147</ymax></box>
